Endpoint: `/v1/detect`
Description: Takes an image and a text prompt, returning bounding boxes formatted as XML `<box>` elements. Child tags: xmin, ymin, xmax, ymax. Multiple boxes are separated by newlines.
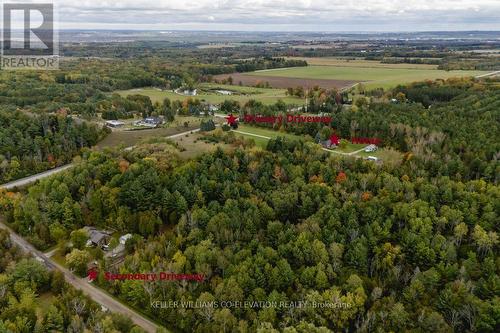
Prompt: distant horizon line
<box><xmin>52</xmin><ymin>29</ymin><xmax>500</xmax><ymax>34</ymax></box>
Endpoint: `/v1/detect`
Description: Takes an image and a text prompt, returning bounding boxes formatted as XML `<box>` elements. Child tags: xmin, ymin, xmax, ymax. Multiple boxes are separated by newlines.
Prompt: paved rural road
<box><xmin>0</xmin><ymin>221</ymin><xmax>159</xmax><ymax>333</ymax></box>
<box><xmin>0</xmin><ymin>164</ymin><xmax>74</xmax><ymax>190</ymax></box>
<box><xmin>0</xmin><ymin>127</ymin><xmax>203</xmax><ymax>189</ymax></box>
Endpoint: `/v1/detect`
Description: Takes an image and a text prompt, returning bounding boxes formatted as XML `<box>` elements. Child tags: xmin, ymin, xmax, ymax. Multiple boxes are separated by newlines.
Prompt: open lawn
<box><xmin>115</xmin><ymin>83</ymin><xmax>304</xmax><ymax>106</ymax></box>
<box><xmin>233</xmin><ymin>124</ymin><xmax>305</xmax><ymax>148</ymax></box>
<box><xmin>335</xmin><ymin>142</ymin><xmax>367</xmax><ymax>153</ymax></box>
<box><xmin>248</xmin><ymin>65</ymin><xmax>487</xmax><ymax>89</ymax></box>
<box><xmin>358</xmin><ymin>148</ymin><xmax>403</xmax><ymax>165</ymax></box>
<box><xmin>237</xmin><ymin>124</ymin><xmax>304</xmax><ymax>139</ymax></box>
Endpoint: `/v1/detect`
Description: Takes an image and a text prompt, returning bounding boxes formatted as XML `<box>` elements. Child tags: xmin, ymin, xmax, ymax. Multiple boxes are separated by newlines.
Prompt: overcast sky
<box><xmin>6</xmin><ymin>0</ymin><xmax>500</xmax><ymax>31</ymax></box>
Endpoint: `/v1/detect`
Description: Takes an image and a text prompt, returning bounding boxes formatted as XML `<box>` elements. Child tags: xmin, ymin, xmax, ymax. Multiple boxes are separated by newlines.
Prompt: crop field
<box><xmin>214</xmin><ymin>72</ymin><xmax>356</xmax><ymax>90</ymax></box>
<box><xmin>115</xmin><ymin>83</ymin><xmax>304</xmax><ymax>105</ymax></box>
<box><xmin>285</xmin><ymin>57</ymin><xmax>440</xmax><ymax>69</ymax></box>
<box><xmin>246</xmin><ymin>65</ymin><xmax>487</xmax><ymax>89</ymax></box>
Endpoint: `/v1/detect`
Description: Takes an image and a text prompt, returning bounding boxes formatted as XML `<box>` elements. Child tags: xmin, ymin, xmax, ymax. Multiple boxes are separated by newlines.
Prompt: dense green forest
<box><xmin>1</xmin><ymin>132</ymin><xmax>498</xmax><ymax>332</ymax></box>
<box><xmin>0</xmin><ymin>62</ymin><xmax>164</xmax><ymax>113</ymax></box>
<box><xmin>0</xmin><ymin>228</ymin><xmax>148</xmax><ymax>332</ymax></box>
<box><xmin>0</xmin><ymin>109</ymin><xmax>106</xmax><ymax>183</ymax></box>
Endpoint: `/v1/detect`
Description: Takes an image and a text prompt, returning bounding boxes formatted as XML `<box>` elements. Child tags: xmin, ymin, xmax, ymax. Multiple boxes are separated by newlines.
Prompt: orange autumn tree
<box><xmin>336</xmin><ymin>171</ymin><xmax>347</xmax><ymax>183</ymax></box>
<box><xmin>361</xmin><ymin>192</ymin><xmax>372</xmax><ymax>201</ymax></box>
<box><xmin>119</xmin><ymin>160</ymin><xmax>130</xmax><ymax>173</ymax></box>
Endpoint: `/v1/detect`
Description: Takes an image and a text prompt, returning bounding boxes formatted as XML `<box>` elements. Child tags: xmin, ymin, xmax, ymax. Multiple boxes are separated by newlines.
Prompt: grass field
<box><xmin>241</xmin><ymin>135</ymin><xmax>269</xmax><ymax>148</ymax></box>
<box><xmin>249</xmin><ymin>64</ymin><xmax>487</xmax><ymax>89</ymax></box>
<box><xmin>234</xmin><ymin>124</ymin><xmax>305</xmax><ymax>147</ymax></box>
<box><xmin>115</xmin><ymin>83</ymin><xmax>304</xmax><ymax>105</ymax></box>
<box><xmin>335</xmin><ymin>142</ymin><xmax>367</xmax><ymax>153</ymax></box>
<box><xmin>358</xmin><ymin>148</ymin><xmax>403</xmax><ymax>165</ymax></box>
<box><xmin>237</xmin><ymin>124</ymin><xmax>302</xmax><ymax>140</ymax></box>
<box><xmin>171</xmin><ymin>132</ymin><xmax>233</xmax><ymax>159</ymax></box>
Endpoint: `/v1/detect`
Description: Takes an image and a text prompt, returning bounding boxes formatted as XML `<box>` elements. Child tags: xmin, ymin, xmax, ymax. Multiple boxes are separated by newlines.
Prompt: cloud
<box><xmin>5</xmin><ymin>0</ymin><xmax>500</xmax><ymax>30</ymax></box>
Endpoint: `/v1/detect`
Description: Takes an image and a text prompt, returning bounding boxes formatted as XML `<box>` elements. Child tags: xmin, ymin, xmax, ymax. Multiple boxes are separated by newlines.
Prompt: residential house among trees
<box><xmin>134</xmin><ymin>117</ymin><xmax>163</xmax><ymax>128</ymax></box>
<box><xmin>84</xmin><ymin>227</ymin><xmax>111</xmax><ymax>250</ymax></box>
<box><xmin>319</xmin><ymin>134</ymin><xmax>340</xmax><ymax>149</ymax></box>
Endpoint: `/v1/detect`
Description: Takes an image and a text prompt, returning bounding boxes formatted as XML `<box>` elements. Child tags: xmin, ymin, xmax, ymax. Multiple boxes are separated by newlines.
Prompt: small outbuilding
<box><xmin>364</xmin><ymin>144</ymin><xmax>378</xmax><ymax>153</ymax></box>
<box><xmin>119</xmin><ymin>234</ymin><xmax>132</xmax><ymax>245</ymax></box>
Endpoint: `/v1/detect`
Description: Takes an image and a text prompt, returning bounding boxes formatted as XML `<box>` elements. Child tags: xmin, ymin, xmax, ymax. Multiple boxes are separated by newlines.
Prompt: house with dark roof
<box><xmin>134</xmin><ymin>117</ymin><xmax>163</xmax><ymax>128</ymax></box>
<box><xmin>318</xmin><ymin>134</ymin><xmax>340</xmax><ymax>149</ymax></box>
<box><xmin>83</xmin><ymin>226</ymin><xmax>111</xmax><ymax>250</ymax></box>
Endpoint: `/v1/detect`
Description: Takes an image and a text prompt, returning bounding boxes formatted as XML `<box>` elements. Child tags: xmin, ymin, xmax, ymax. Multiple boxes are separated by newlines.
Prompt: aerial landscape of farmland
<box><xmin>0</xmin><ymin>2</ymin><xmax>498</xmax><ymax>333</ymax></box>
<box><xmin>219</xmin><ymin>59</ymin><xmax>488</xmax><ymax>89</ymax></box>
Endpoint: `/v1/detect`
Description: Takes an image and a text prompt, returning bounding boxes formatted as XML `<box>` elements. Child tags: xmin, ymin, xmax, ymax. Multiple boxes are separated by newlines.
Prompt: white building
<box><xmin>216</xmin><ymin>90</ymin><xmax>233</xmax><ymax>95</ymax></box>
<box><xmin>183</xmin><ymin>89</ymin><xmax>197</xmax><ymax>96</ymax></box>
<box><xmin>105</xmin><ymin>120</ymin><xmax>125</xmax><ymax>128</ymax></box>
<box><xmin>364</xmin><ymin>144</ymin><xmax>378</xmax><ymax>153</ymax></box>
<box><xmin>119</xmin><ymin>234</ymin><xmax>133</xmax><ymax>245</ymax></box>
